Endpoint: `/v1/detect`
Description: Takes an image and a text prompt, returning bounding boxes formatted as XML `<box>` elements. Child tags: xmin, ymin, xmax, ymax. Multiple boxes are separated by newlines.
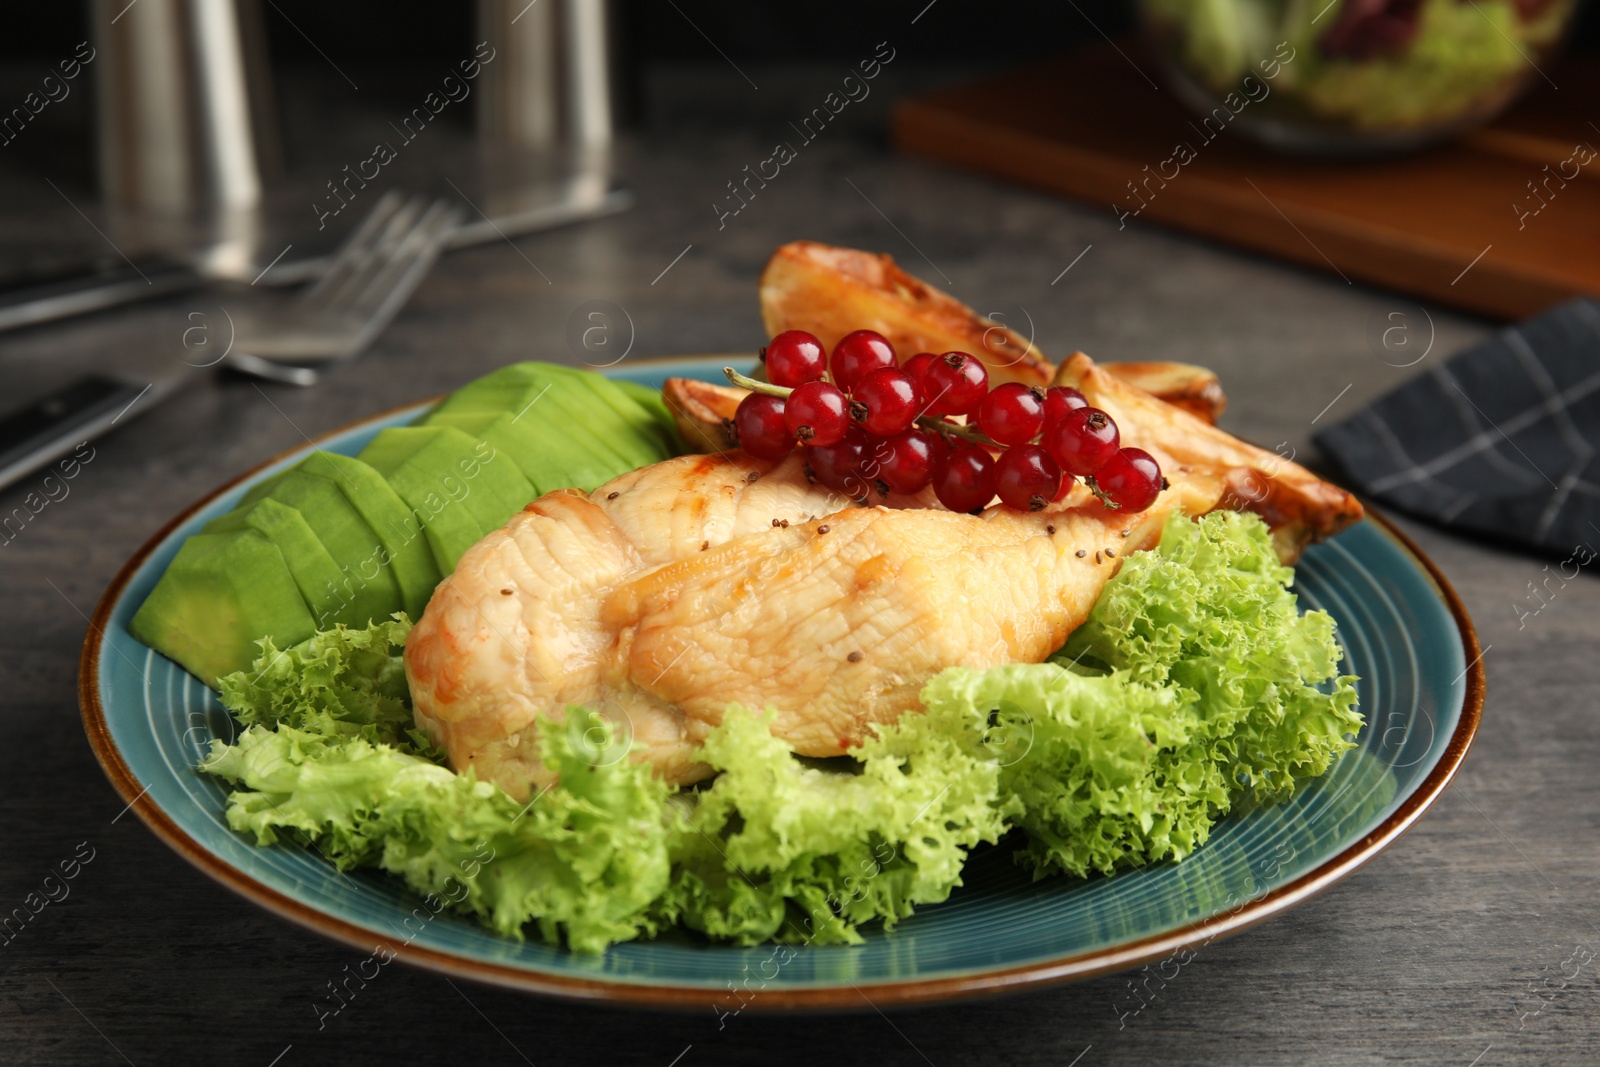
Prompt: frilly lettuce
<box><xmin>203</xmin><ymin>621</ymin><xmax>676</xmax><ymax>953</ymax></box>
<box><xmin>925</xmin><ymin>665</ymin><xmax>1221</xmax><ymax>879</ymax></box>
<box><xmin>920</xmin><ymin>510</ymin><xmax>1361</xmax><ymax>881</ymax></box>
<box><xmin>217</xmin><ymin>615</ymin><xmax>418</xmax><ymax>744</ymax></box>
<box><xmin>657</xmin><ymin>702</ymin><xmax>1016</xmax><ymax>946</ymax></box>
<box><xmin>1061</xmin><ymin>509</ymin><xmax>1361</xmax><ymax>804</ymax></box>
<box><xmin>198</xmin><ymin>510</ymin><xmax>1361</xmax><ymax>952</ymax></box>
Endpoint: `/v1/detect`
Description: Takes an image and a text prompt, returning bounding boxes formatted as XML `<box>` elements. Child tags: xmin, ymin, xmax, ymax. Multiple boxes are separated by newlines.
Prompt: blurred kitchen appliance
<box><xmin>477</xmin><ymin>0</ymin><xmax>616</xmax><ymax>154</ymax></box>
<box><xmin>91</xmin><ymin>0</ymin><xmax>278</xmax><ymax>275</ymax></box>
<box><xmin>473</xmin><ymin>0</ymin><xmax>624</xmax><ymax>223</ymax></box>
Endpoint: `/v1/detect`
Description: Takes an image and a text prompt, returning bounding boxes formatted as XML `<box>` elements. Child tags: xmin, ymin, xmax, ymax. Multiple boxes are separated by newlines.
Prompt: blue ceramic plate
<box><xmin>81</xmin><ymin>356</ymin><xmax>1483</xmax><ymax>1009</ymax></box>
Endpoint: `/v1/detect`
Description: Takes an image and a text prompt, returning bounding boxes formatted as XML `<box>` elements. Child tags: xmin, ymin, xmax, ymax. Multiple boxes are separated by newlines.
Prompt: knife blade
<box><xmin>0</xmin><ymin>298</ymin><xmax>210</xmax><ymax>493</ymax></box>
<box><xmin>0</xmin><ymin>376</ymin><xmax>153</xmax><ymax>491</ymax></box>
<box><xmin>0</xmin><ymin>258</ymin><xmax>207</xmax><ymax>333</ymax></box>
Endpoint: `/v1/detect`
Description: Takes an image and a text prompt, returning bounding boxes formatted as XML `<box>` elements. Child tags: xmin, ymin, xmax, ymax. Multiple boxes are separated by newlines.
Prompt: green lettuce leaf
<box><xmin>1062</xmin><ymin>510</ymin><xmax>1361</xmax><ymax>799</ymax></box>
<box><xmin>215</xmin><ymin>615</ymin><xmax>419</xmax><ymax>747</ymax></box>
<box><xmin>954</xmin><ymin>510</ymin><xmax>1361</xmax><ymax>878</ymax></box>
<box><xmin>204</xmin><ymin>621</ymin><xmax>675</xmax><ymax>953</ymax></box>
<box><xmin>924</xmin><ymin>664</ymin><xmax>1223</xmax><ymax>878</ymax></box>
<box><xmin>657</xmin><ymin>702</ymin><xmax>1017</xmax><ymax>946</ymax></box>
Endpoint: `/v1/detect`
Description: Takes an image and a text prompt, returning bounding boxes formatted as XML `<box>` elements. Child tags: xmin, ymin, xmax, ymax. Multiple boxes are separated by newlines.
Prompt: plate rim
<box><xmin>78</xmin><ymin>359</ymin><xmax>1486</xmax><ymax>1011</ymax></box>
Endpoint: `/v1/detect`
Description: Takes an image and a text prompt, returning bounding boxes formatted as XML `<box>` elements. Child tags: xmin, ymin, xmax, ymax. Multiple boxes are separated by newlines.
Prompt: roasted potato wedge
<box><xmin>1090</xmin><ymin>359</ymin><xmax>1225</xmax><ymax>424</ymax></box>
<box><xmin>759</xmin><ymin>241</ymin><xmax>1054</xmax><ymax>388</ymax></box>
<box><xmin>758</xmin><ymin>242</ymin><xmax>1227</xmax><ymax>425</ymax></box>
<box><xmin>664</xmin><ymin>375</ymin><xmax>742</xmax><ymax>453</ymax></box>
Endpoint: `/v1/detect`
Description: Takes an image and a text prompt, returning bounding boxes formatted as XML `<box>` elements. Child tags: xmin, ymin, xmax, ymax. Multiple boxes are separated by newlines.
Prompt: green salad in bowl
<box><xmin>1141</xmin><ymin>0</ymin><xmax>1581</xmax><ymax>153</ymax></box>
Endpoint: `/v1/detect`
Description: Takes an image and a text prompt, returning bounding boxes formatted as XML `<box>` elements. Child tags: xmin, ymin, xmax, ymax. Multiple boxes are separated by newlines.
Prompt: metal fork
<box><xmin>228</xmin><ymin>191</ymin><xmax>462</xmax><ymax>386</ymax></box>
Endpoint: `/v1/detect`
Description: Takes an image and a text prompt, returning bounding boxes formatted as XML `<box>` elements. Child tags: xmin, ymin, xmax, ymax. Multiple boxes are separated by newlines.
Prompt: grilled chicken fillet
<box><xmin>407</xmin><ymin>453</ymin><xmax>1195</xmax><ymax>796</ymax></box>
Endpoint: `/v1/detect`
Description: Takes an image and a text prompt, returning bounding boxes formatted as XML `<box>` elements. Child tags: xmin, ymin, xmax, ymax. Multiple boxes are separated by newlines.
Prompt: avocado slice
<box><xmin>432</xmin><ymin>379</ymin><xmax>640</xmax><ymax>475</ymax></box>
<box><xmin>416</xmin><ymin>412</ymin><xmax>562</xmax><ymax>496</ymax></box>
<box><xmin>295</xmin><ymin>451</ymin><xmax>442</xmax><ymax>621</ymax></box>
<box><xmin>432</xmin><ymin>363</ymin><xmax>656</xmax><ymax>454</ymax></box>
<box><xmin>238</xmin><ymin>469</ymin><xmax>286</xmax><ymax>508</ymax></box>
<box><xmin>556</xmin><ymin>368</ymin><xmax>683</xmax><ymax>459</ymax></box>
<box><xmin>204</xmin><ymin>498</ymin><xmax>353</xmax><ymax>631</ymax></box>
<box><xmin>520</xmin><ymin>363</ymin><xmax>682</xmax><ymax>461</ymax></box>
<box><xmin>246</xmin><ymin>469</ymin><xmax>402</xmax><ymax>630</ymax></box>
<box><xmin>358</xmin><ymin>425</ymin><xmax>534</xmax><ymax>571</ymax></box>
<box><xmin>609</xmin><ymin>377</ymin><xmax>687</xmax><ymax>455</ymax></box>
<box><xmin>423</xmin><ymin>410</ymin><xmax>610</xmax><ymax>494</ymax></box>
<box><xmin>128</xmin><ymin>529</ymin><xmax>317</xmax><ymax>685</ymax></box>
<box><xmin>427</xmin><ymin>363</ymin><xmax>663</xmax><ymax>488</ymax></box>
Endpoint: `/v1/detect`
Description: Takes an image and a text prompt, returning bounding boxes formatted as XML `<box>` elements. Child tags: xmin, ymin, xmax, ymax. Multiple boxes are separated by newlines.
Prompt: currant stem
<box><xmin>723</xmin><ymin>367</ymin><xmax>999</xmax><ymax>447</ymax></box>
<box><xmin>1084</xmin><ymin>475</ymin><xmax>1122</xmax><ymax>509</ymax></box>
<box><xmin>914</xmin><ymin>414</ymin><xmax>991</xmax><ymax>446</ymax></box>
<box><xmin>724</xmin><ymin>367</ymin><xmax>790</xmax><ymax>398</ymax></box>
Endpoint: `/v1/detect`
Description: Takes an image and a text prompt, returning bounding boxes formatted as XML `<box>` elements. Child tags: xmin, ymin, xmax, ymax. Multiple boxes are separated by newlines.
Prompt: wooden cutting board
<box><xmin>891</xmin><ymin>46</ymin><xmax>1600</xmax><ymax>320</ymax></box>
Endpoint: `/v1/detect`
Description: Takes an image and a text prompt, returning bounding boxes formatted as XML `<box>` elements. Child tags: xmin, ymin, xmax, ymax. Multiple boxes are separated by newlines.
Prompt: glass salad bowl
<box><xmin>1138</xmin><ymin>0</ymin><xmax>1585</xmax><ymax>155</ymax></box>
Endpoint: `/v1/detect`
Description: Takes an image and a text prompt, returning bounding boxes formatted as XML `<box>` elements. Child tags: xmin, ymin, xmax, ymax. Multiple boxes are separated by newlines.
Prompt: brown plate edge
<box><xmin>77</xmin><ymin>394</ymin><xmax>1486</xmax><ymax>1013</ymax></box>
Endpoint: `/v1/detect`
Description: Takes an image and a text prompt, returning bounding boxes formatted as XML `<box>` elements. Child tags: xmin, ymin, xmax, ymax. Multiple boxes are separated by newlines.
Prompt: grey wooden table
<box><xmin>1</xmin><ymin>61</ymin><xmax>1596</xmax><ymax>1067</ymax></box>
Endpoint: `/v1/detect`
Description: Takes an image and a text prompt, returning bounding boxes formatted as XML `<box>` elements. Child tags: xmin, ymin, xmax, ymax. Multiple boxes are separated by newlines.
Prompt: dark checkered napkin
<box><xmin>1314</xmin><ymin>298</ymin><xmax>1600</xmax><ymax>556</ymax></box>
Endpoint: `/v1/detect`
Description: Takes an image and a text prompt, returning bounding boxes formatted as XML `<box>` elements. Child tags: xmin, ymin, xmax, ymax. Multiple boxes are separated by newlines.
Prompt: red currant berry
<box><xmin>762</xmin><ymin>330</ymin><xmax>828</xmax><ymax>388</ymax></box>
<box><xmin>1042</xmin><ymin>406</ymin><xmax>1120</xmax><ymax>476</ymax></box>
<box><xmin>978</xmin><ymin>383</ymin><xmax>1046</xmax><ymax>446</ymax></box>
<box><xmin>932</xmin><ymin>440</ymin><xmax>997</xmax><ymax>513</ymax></box>
<box><xmin>1094</xmin><ymin>447</ymin><xmax>1164</xmax><ymax>512</ymax></box>
<box><xmin>921</xmin><ymin>352</ymin><xmax>989</xmax><ymax>417</ymax></box>
<box><xmin>871</xmin><ymin>427</ymin><xmax>940</xmax><ymax>496</ymax></box>
<box><xmin>805</xmin><ymin>427</ymin><xmax>870</xmax><ymax>499</ymax></box>
<box><xmin>1043</xmin><ymin>386</ymin><xmax>1089</xmax><ymax>426</ymax></box>
<box><xmin>850</xmin><ymin>367</ymin><xmax>923</xmax><ymax>437</ymax></box>
<box><xmin>784</xmin><ymin>381</ymin><xmax>849</xmax><ymax>446</ymax></box>
<box><xmin>733</xmin><ymin>393</ymin><xmax>795</xmax><ymax>460</ymax></box>
<box><xmin>902</xmin><ymin>351</ymin><xmax>940</xmax><ymax>391</ymax></box>
<box><xmin>859</xmin><ymin>434</ymin><xmax>891</xmax><ymax>492</ymax></box>
<box><xmin>830</xmin><ymin>330</ymin><xmax>897</xmax><ymax>390</ymax></box>
<box><xmin>1053</xmin><ymin>466</ymin><xmax>1076</xmax><ymax>501</ymax></box>
<box><xmin>993</xmin><ymin>445</ymin><xmax>1063</xmax><ymax>511</ymax></box>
